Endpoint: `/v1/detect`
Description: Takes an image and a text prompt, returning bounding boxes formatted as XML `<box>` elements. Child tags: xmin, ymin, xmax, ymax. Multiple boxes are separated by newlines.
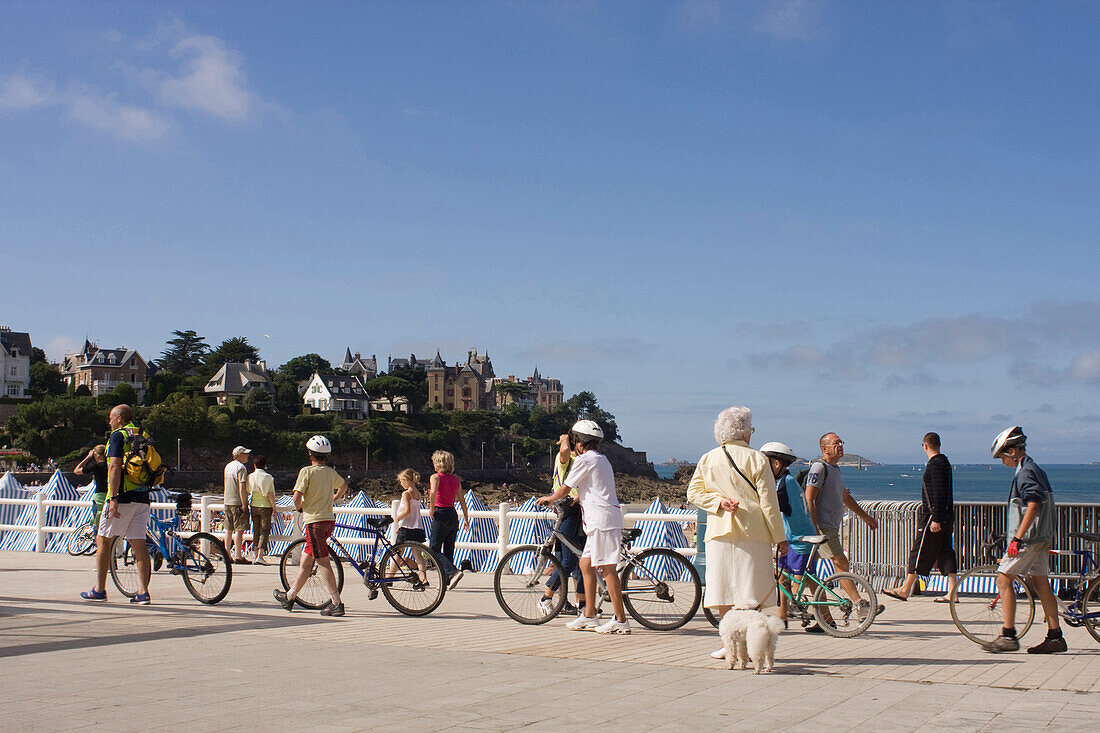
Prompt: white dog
<box><xmin>718</xmin><ymin>609</ymin><xmax>783</xmax><ymax>674</ymax></box>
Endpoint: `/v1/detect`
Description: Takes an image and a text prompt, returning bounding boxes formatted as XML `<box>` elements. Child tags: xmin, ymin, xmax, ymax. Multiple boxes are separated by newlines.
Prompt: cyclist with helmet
<box><xmin>537</xmin><ymin>420</ymin><xmax>630</xmax><ymax>634</ymax></box>
<box><xmin>760</xmin><ymin>442</ymin><xmax>822</xmax><ymax>633</ymax></box>
<box><xmin>983</xmin><ymin>427</ymin><xmax>1065</xmax><ymax>654</ymax></box>
<box><xmin>274</xmin><ymin>435</ymin><xmax>348</xmax><ymax>617</ymax></box>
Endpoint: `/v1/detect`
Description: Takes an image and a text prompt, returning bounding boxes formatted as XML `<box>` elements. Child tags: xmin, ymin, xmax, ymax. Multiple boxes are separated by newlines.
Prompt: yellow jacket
<box><xmin>687</xmin><ymin>441</ymin><xmax>785</xmax><ymax>544</ymax></box>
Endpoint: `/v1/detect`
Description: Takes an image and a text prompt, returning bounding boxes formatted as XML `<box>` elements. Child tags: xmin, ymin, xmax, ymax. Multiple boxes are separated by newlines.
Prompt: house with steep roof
<box><xmin>387</xmin><ymin>353</ymin><xmax>436</xmax><ymax>371</ymax></box>
<box><xmin>0</xmin><ymin>327</ymin><xmax>32</xmax><ymax>399</ymax></box>
<box><xmin>302</xmin><ymin>372</ymin><xmax>370</xmax><ymax>419</ymax></box>
<box><xmin>60</xmin><ymin>339</ymin><xmax>148</xmax><ymax>401</ymax></box>
<box><xmin>340</xmin><ymin>348</ymin><xmax>378</xmax><ymax>380</ymax></box>
<box><xmin>493</xmin><ymin>367</ymin><xmax>564</xmax><ymax>411</ymax></box>
<box><xmin>427</xmin><ymin>348</ymin><xmax>497</xmax><ymax>411</ymax></box>
<box><xmin>204</xmin><ymin>360</ymin><xmax>274</xmax><ymax>405</ymax></box>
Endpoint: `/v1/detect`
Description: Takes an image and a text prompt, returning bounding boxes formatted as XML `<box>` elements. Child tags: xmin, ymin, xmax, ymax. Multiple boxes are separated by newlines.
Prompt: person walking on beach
<box><xmin>883</xmin><ymin>432</ymin><xmax>958</xmax><ymax>603</ymax></box>
<box><xmin>73</xmin><ymin>444</ymin><xmax>108</xmax><ymax>532</ymax></box>
<box><xmin>80</xmin><ymin>405</ymin><xmax>153</xmax><ymax>604</ymax></box>
<box><xmin>223</xmin><ymin>446</ymin><xmax>252</xmax><ymax>564</ymax></box>
<box><xmin>687</xmin><ymin>407</ymin><xmax>787</xmax><ymax>655</ymax></box>
<box><xmin>982</xmin><ymin>427</ymin><xmax>1066</xmax><ymax>654</ymax></box>
<box><xmin>428</xmin><ymin>450</ymin><xmax>470</xmax><ymax>590</ymax></box>
<box><xmin>805</xmin><ymin>432</ymin><xmax>880</xmax><ymax>615</ymax></box>
<box><xmin>759</xmin><ymin>441</ymin><xmax>821</xmax><ymax>633</ymax></box>
<box><xmin>274</xmin><ymin>435</ymin><xmax>348</xmax><ymax>617</ymax></box>
<box><xmin>537</xmin><ymin>432</ymin><xmax>586</xmax><ymax>616</ymax></box>
<box><xmin>538</xmin><ymin>420</ymin><xmax>630</xmax><ymax>634</ymax></box>
<box><xmin>248</xmin><ymin>455</ymin><xmax>277</xmax><ymax>565</ymax></box>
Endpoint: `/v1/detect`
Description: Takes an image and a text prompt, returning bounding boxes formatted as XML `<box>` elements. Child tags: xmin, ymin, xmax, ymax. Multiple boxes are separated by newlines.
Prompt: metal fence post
<box><xmin>390</xmin><ymin>500</ymin><xmax>400</xmax><ymax>544</ymax></box>
<box><xmin>200</xmin><ymin>494</ymin><xmax>212</xmax><ymax>534</ymax></box>
<box><xmin>498</xmin><ymin>502</ymin><xmax>510</xmax><ymax>564</ymax></box>
<box><xmin>35</xmin><ymin>490</ymin><xmax>46</xmax><ymax>553</ymax></box>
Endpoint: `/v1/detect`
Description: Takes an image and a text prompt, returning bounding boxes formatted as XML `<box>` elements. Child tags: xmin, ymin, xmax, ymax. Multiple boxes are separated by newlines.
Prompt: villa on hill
<box><xmin>204</xmin><ymin>360</ymin><xmax>274</xmax><ymax>405</ymax></box>
<box><xmin>61</xmin><ymin>339</ymin><xmax>149</xmax><ymax>401</ymax></box>
<box><xmin>301</xmin><ymin>372</ymin><xmax>370</xmax><ymax>420</ymax></box>
<box><xmin>0</xmin><ymin>326</ymin><xmax>32</xmax><ymax>399</ymax></box>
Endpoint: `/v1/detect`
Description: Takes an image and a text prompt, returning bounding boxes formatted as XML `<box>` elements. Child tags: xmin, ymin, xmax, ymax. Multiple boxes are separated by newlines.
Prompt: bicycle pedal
<box><xmin>367</xmin><ymin>588</ymin><xmax>379</xmax><ymax>601</ymax></box>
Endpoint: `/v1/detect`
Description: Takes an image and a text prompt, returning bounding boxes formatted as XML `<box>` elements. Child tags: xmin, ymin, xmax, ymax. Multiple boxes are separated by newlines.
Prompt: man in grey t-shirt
<box><xmin>805</xmin><ymin>433</ymin><xmax>880</xmax><ymax>609</ymax></box>
<box><xmin>223</xmin><ymin>446</ymin><xmax>251</xmax><ymax>563</ymax></box>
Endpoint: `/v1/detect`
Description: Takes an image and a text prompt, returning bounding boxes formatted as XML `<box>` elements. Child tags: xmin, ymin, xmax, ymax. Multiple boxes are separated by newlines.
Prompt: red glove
<box><xmin>1006</xmin><ymin>539</ymin><xmax>1020</xmax><ymax>557</ymax></box>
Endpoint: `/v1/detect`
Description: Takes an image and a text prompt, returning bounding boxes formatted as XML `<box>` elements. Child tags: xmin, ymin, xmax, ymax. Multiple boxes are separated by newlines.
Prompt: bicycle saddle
<box><xmin>1068</xmin><ymin>532</ymin><xmax>1100</xmax><ymax>543</ymax></box>
<box><xmin>365</xmin><ymin>516</ymin><xmax>394</xmax><ymax>529</ymax></box>
<box><xmin>798</xmin><ymin>535</ymin><xmax>827</xmax><ymax>545</ymax></box>
<box><xmin>624</xmin><ymin>528</ymin><xmax>642</xmax><ymax>542</ymax></box>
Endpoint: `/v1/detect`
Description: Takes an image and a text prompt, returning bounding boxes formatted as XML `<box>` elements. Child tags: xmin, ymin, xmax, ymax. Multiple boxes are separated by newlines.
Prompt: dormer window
<box><xmin>108</xmin><ymin>353</ymin><xmax>116</xmax><ymax>364</ymax></box>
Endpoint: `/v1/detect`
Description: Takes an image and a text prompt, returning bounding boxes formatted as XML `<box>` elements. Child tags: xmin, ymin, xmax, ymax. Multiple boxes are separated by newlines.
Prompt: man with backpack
<box><xmin>80</xmin><ymin>404</ymin><xmax>154</xmax><ymax>604</ymax></box>
<box><xmin>804</xmin><ymin>432</ymin><xmax>880</xmax><ymax>617</ymax></box>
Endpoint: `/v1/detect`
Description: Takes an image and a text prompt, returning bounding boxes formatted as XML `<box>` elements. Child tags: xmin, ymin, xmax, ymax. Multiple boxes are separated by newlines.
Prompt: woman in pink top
<box><xmin>428</xmin><ymin>450</ymin><xmax>470</xmax><ymax>589</ymax></box>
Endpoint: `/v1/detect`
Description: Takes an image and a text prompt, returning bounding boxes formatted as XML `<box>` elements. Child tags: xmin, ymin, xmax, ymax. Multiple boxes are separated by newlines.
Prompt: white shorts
<box><xmin>998</xmin><ymin>541</ymin><xmax>1051</xmax><ymax>577</ymax></box>
<box><xmin>98</xmin><ymin>502</ymin><xmax>151</xmax><ymax>540</ymax></box>
<box><xmin>582</xmin><ymin>528</ymin><xmax>622</xmax><ymax>567</ymax></box>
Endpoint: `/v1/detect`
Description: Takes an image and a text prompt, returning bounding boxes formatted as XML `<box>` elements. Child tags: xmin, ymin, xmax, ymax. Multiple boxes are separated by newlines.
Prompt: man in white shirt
<box><xmin>538</xmin><ymin>420</ymin><xmax>630</xmax><ymax>635</ymax></box>
<box><xmin>223</xmin><ymin>446</ymin><xmax>251</xmax><ymax>563</ymax></box>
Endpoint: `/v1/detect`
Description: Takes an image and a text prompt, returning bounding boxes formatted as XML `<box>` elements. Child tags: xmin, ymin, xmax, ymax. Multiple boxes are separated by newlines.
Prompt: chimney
<box><xmin>258</xmin><ymin>360</ymin><xmax>266</xmax><ymax>372</ymax></box>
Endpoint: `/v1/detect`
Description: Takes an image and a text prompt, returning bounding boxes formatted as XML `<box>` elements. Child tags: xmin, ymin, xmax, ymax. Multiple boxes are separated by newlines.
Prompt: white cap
<box><xmin>232</xmin><ymin>446</ymin><xmax>251</xmax><ymax>457</ymax></box>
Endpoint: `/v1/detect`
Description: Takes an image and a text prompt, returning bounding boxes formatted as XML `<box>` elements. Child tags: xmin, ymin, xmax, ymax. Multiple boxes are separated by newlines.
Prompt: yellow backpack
<box><xmin>119</xmin><ymin>426</ymin><xmax>167</xmax><ymax>488</ymax></box>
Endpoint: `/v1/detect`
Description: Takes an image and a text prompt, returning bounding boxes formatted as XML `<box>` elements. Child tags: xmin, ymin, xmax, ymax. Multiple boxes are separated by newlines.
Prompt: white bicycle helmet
<box><xmin>759</xmin><ymin>441</ymin><xmax>798</xmax><ymax>464</ymax></box>
<box><xmin>991</xmin><ymin>426</ymin><xmax>1025</xmax><ymax>458</ymax></box>
<box><xmin>306</xmin><ymin>435</ymin><xmax>332</xmax><ymax>454</ymax></box>
<box><xmin>571</xmin><ymin>419</ymin><xmax>604</xmax><ymax>441</ymax></box>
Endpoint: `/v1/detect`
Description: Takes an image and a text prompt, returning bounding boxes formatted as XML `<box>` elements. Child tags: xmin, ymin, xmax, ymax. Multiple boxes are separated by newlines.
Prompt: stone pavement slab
<box><xmin>1</xmin><ymin>552</ymin><xmax>1098</xmax><ymax>731</ymax></box>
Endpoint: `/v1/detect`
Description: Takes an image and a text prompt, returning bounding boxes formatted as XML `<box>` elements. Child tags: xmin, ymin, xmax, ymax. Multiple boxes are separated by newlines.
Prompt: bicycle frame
<box><xmin>328</xmin><ymin>520</ymin><xmax>424</xmax><ymax>590</ymax></box>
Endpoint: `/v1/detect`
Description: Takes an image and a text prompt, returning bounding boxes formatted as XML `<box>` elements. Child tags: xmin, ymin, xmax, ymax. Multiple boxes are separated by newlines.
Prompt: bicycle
<box><xmin>951</xmin><ymin>532</ymin><xmax>1100</xmax><ymax>646</ymax></box>
<box><xmin>493</xmin><ymin>500</ymin><xmax>702</xmax><ymax>630</ymax></box>
<box><xmin>278</xmin><ymin>515</ymin><xmax>446</xmax><ymax>616</ymax></box>
<box><xmin>109</xmin><ymin>492</ymin><xmax>233</xmax><ymax>604</ymax></box>
<box><xmin>67</xmin><ymin>519</ymin><xmax>99</xmax><ymax>556</ymax></box>
<box><xmin>701</xmin><ymin>536</ymin><xmax>880</xmax><ymax>637</ymax></box>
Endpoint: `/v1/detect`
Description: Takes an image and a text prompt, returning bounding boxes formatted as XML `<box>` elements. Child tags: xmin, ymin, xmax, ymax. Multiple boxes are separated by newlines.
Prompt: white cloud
<box><xmin>67</xmin><ymin>93</ymin><xmax>170</xmax><ymax>142</ymax></box>
<box><xmin>158</xmin><ymin>34</ymin><xmax>262</xmax><ymax>122</ymax></box>
<box><xmin>754</xmin><ymin>0</ymin><xmax>825</xmax><ymax>41</ymax></box>
<box><xmin>1067</xmin><ymin>349</ymin><xmax>1100</xmax><ymax>384</ymax></box>
<box><xmin>0</xmin><ymin>72</ymin><xmax>56</xmax><ymax>109</ymax></box>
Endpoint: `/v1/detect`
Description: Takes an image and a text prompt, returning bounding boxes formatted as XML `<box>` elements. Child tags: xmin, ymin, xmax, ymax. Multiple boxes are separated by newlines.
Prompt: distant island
<box><xmin>659</xmin><ymin>458</ymin><xmax>694</xmax><ymax>467</ymax></box>
<box><xmin>795</xmin><ymin>453</ymin><xmax>881</xmax><ymax>468</ymax></box>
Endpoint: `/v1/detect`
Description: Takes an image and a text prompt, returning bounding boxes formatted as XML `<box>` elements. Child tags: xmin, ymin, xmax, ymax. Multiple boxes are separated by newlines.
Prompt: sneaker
<box><xmin>594</xmin><ymin>618</ymin><xmax>631</xmax><ymax>635</ymax></box>
<box><xmin>565</xmin><ymin>615</ymin><xmax>599</xmax><ymax>631</ymax></box>
<box><xmin>538</xmin><ymin>597</ymin><xmax>556</xmax><ymax>616</ymax></box>
<box><xmin>80</xmin><ymin>588</ymin><xmax>107</xmax><ymax>601</ymax></box>
<box><xmin>1027</xmin><ymin>636</ymin><xmax>1068</xmax><ymax>654</ymax></box>
<box><xmin>981</xmin><ymin>635</ymin><xmax>1020</xmax><ymax>653</ymax></box>
<box><xmin>561</xmin><ymin>601</ymin><xmax>579</xmax><ymax>616</ymax></box>
<box><xmin>234</xmin><ymin>557</ymin><xmax>252</xmax><ymax>565</ymax></box>
<box><xmin>447</xmin><ymin>570</ymin><xmax>465</xmax><ymax>590</ymax></box>
<box><xmin>805</xmin><ymin>624</ymin><xmax>826</xmax><ymax>634</ymax></box>
<box><xmin>319</xmin><ymin>600</ymin><xmax>345</xmax><ymax>617</ymax></box>
<box><xmin>129</xmin><ymin>592</ymin><xmax>151</xmax><ymax>605</ymax></box>
<box><xmin>254</xmin><ymin>557</ymin><xmax>268</xmax><ymax>566</ymax></box>
<box><xmin>273</xmin><ymin>588</ymin><xmax>295</xmax><ymax>612</ymax></box>
<box><xmin>857</xmin><ymin>600</ymin><xmax>883</xmax><ymax>621</ymax></box>
<box><xmin>710</xmin><ymin>647</ymin><xmax>727</xmax><ymax>659</ymax></box>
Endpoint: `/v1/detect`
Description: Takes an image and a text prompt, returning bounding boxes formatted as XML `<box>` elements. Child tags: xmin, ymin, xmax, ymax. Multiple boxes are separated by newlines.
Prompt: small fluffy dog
<box><xmin>718</xmin><ymin>609</ymin><xmax>784</xmax><ymax>674</ymax></box>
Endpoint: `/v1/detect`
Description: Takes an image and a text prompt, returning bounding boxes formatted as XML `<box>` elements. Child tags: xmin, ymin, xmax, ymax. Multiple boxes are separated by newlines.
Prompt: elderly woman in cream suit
<box><xmin>688</xmin><ymin>406</ymin><xmax>787</xmax><ymax>633</ymax></box>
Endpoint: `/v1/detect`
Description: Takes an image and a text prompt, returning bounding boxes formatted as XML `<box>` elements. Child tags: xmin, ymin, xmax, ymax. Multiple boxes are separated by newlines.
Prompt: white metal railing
<box><xmin>0</xmin><ymin>493</ymin><xmax>698</xmax><ymax>564</ymax></box>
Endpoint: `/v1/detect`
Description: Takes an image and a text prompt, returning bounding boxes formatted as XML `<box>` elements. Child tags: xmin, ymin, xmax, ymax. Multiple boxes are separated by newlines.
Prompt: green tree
<box><xmin>203</xmin><ymin>337</ymin><xmax>261</xmax><ymax>372</ymax></box>
<box><xmin>277</xmin><ymin>354</ymin><xmax>332</xmax><ymax>382</ymax></box>
<box><xmin>27</xmin><ymin>361</ymin><xmax>65</xmax><ymax>398</ymax></box>
<box><xmin>563</xmin><ymin>391</ymin><xmax>619</xmax><ymax>441</ymax></box>
<box><xmin>158</xmin><ymin>330</ymin><xmax>210</xmax><ymax>374</ymax></box>
<box><xmin>104</xmin><ymin>382</ymin><xmax>138</xmax><ymax>407</ymax></box>
<box><xmin>365</xmin><ymin>375</ymin><xmax>418</xmax><ymax>412</ymax></box>
<box><xmin>385</xmin><ymin>364</ymin><xmax>428</xmax><ymax>411</ymax></box>
<box><xmin>143</xmin><ymin>393</ymin><xmax>210</xmax><ymax>443</ymax></box>
<box><xmin>31</xmin><ymin>347</ymin><xmax>47</xmax><ymax>364</ymax></box>
<box><xmin>494</xmin><ymin>381</ymin><xmax>529</xmax><ymax>405</ymax></box>
<box><xmin>242</xmin><ymin>386</ymin><xmax>274</xmax><ymax>415</ymax></box>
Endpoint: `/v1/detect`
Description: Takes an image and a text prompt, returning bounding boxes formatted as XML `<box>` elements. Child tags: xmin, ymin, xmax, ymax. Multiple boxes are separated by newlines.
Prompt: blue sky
<box><xmin>2</xmin><ymin>2</ymin><xmax>1099</xmax><ymax>464</ymax></box>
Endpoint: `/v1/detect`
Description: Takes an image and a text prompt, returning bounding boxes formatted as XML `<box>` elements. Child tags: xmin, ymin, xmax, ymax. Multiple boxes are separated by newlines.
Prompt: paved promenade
<box><xmin>1</xmin><ymin>552</ymin><xmax>1098</xmax><ymax>731</ymax></box>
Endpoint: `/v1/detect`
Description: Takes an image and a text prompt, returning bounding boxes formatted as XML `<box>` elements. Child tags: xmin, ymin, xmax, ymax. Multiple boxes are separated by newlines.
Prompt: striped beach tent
<box><xmin>454</xmin><ymin>490</ymin><xmax>499</xmax><ymax>573</ymax></box>
<box><xmin>501</xmin><ymin>498</ymin><xmax>554</xmax><ymax>575</ymax></box>
<box><xmin>267</xmin><ymin>493</ymin><xmax>298</xmax><ymax>555</ymax></box>
<box><xmin>332</xmin><ymin>492</ymin><xmax>388</xmax><ymax>564</ymax></box>
<box><xmin>0</xmin><ymin>470</ymin><xmax>81</xmax><ymax>552</ymax></box>
<box><xmin>45</xmin><ymin>481</ymin><xmax>102</xmax><ymax>553</ymax></box>
<box><xmin>631</xmin><ymin>499</ymin><xmax>693</xmax><ymax>581</ymax></box>
<box><xmin>0</xmin><ymin>471</ymin><xmax>28</xmax><ymax>543</ymax></box>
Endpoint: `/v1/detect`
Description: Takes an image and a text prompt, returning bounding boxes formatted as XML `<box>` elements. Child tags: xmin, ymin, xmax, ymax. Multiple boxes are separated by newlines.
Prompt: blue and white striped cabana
<box><xmin>501</xmin><ymin>498</ymin><xmax>554</xmax><ymax>575</ymax></box>
<box><xmin>454</xmin><ymin>490</ymin><xmax>499</xmax><ymax>573</ymax></box>
<box><xmin>45</xmin><ymin>481</ymin><xmax>102</xmax><ymax>553</ymax></box>
<box><xmin>332</xmin><ymin>491</ymin><xmax>374</xmax><ymax>564</ymax></box>
<box><xmin>0</xmin><ymin>471</ymin><xmax>28</xmax><ymax>543</ymax></box>
<box><xmin>267</xmin><ymin>494</ymin><xmax>297</xmax><ymax>556</ymax></box>
<box><xmin>631</xmin><ymin>499</ymin><xmax>694</xmax><ymax>581</ymax></box>
<box><xmin>0</xmin><ymin>470</ymin><xmax>81</xmax><ymax>552</ymax></box>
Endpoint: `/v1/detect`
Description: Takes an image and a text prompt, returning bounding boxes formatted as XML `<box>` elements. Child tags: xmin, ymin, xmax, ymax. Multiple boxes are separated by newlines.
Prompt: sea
<box><xmin>653</xmin><ymin>463</ymin><xmax>1100</xmax><ymax>504</ymax></box>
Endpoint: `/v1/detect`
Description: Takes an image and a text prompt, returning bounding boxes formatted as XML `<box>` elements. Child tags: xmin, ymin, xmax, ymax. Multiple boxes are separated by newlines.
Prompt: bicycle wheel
<box><xmin>67</xmin><ymin>521</ymin><xmax>97</xmax><ymax>557</ymax></box>
<box><xmin>703</xmin><ymin>601</ymin><xmax>720</xmax><ymax>628</ymax></box>
<box><xmin>181</xmin><ymin>532</ymin><xmax>233</xmax><ymax>605</ymax></box>
<box><xmin>950</xmin><ymin>564</ymin><xmax>1035</xmax><ymax>646</ymax></box>
<box><xmin>108</xmin><ymin>537</ymin><xmax>139</xmax><ymax>598</ymax></box>
<box><xmin>812</xmin><ymin>572</ymin><xmax>878</xmax><ymax>638</ymax></box>
<box><xmin>379</xmin><ymin>542</ymin><xmax>446</xmax><ymax>616</ymax></box>
<box><xmin>494</xmin><ymin>545</ymin><xmax>565</xmax><ymax>624</ymax></box>
<box><xmin>620</xmin><ymin>548</ymin><xmax>702</xmax><ymax>631</ymax></box>
<box><xmin>278</xmin><ymin>537</ymin><xmax>344</xmax><ymax>610</ymax></box>
<box><xmin>1075</xmin><ymin>577</ymin><xmax>1100</xmax><ymax>644</ymax></box>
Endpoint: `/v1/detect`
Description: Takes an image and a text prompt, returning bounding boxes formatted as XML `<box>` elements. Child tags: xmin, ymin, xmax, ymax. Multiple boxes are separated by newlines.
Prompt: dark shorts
<box><xmin>396</xmin><ymin>527</ymin><xmax>427</xmax><ymax>544</ymax></box>
<box><xmin>778</xmin><ymin>547</ymin><xmax>812</xmax><ymax>576</ymax></box>
<box><xmin>304</xmin><ymin>521</ymin><xmax>336</xmax><ymax>559</ymax></box>
<box><xmin>907</xmin><ymin>521</ymin><xmax>957</xmax><ymax>575</ymax></box>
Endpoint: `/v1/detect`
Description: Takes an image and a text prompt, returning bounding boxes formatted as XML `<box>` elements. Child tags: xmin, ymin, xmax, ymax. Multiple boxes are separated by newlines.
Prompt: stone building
<box><xmin>0</xmin><ymin>327</ymin><xmax>32</xmax><ymax>399</ymax></box>
<box><xmin>340</xmin><ymin>349</ymin><xmax>378</xmax><ymax>380</ymax></box>
<box><xmin>493</xmin><ymin>367</ymin><xmax>564</xmax><ymax>412</ymax></box>
<box><xmin>427</xmin><ymin>348</ymin><xmax>497</xmax><ymax>411</ymax></box>
<box><xmin>61</xmin><ymin>340</ymin><xmax>148</xmax><ymax>401</ymax></box>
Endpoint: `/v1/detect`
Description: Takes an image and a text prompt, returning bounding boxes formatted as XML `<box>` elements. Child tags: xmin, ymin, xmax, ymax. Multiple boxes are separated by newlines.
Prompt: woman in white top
<box><xmin>391</xmin><ymin>469</ymin><xmax>428</xmax><ymax>583</ymax></box>
<box><xmin>247</xmin><ymin>455</ymin><xmax>278</xmax><ymax>564</ymax></box>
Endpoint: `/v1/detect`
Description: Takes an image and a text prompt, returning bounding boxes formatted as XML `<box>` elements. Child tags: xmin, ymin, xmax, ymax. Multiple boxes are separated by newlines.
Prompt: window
<box><xmin>6</xmin><ymin>385</ymin><xmax>18</xmax><ymax>396</ymax></box>
<box><xmin>130</xmin><ymin>373</ymin><xmax>136</xmax><ymax>383</ymax></box>
<box><xmin>108</xmin><ymin>353</ymin><xmax>116</xmax><ymax>363</ymax></box>
<box><xmin>130</xmin><ymin>361</ymin><xmax>138</xmax><ymax>369</ymax></box>
<box><xmin>9</xmin><ymin>367</ymin><xmax>16</xmax><ymax>376</ymax></box>
<box><xmin>462</xmin><ymin>387</ymin><xmax>472</xmax><ymax>398</ymax></box>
